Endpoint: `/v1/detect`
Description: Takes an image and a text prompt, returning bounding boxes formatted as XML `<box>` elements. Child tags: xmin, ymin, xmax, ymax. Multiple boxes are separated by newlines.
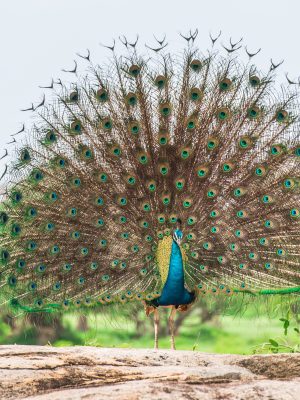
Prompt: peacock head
<box><xmin>176</xmin><ymin>217</ymin><xmax>182</xmax><ymax>230</ymax></box>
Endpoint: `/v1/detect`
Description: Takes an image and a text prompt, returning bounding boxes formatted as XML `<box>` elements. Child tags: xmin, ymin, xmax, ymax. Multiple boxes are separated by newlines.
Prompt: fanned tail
<box><xmin>0</xmin><ymin>35</ymin><xmax>299</xmax><ymax>314</ymax></box>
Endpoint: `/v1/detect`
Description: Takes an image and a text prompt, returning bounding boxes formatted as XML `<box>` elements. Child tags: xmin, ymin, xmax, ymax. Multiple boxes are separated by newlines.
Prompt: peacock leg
<box><xmin>154</xmin><ymin>308</ymin><xmax>159</xmax><ymax>350</ymax></box>
<box><xmin>169</xmin><ymin>306</ymin><xmax>177</xmax><ymax>350</ymax></box>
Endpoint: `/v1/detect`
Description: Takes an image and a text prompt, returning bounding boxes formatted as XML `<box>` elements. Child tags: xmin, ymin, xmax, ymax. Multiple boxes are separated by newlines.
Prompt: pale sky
<box><xmin>1</xmin><ymin>0</ymin><xmax>300</xmax><ymax>177</ymax></box>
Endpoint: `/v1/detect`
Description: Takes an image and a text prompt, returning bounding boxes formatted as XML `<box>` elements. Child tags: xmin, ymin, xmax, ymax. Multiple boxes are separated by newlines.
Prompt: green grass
<box><xmin>50</xmin><ymin>312</ymin><xmax>299</xmax><ymax>354</ymax></box>
<box><xmin>0</xmin><ymin>295</ymin><xmax>299</xmax><ymax>353</ymax></box>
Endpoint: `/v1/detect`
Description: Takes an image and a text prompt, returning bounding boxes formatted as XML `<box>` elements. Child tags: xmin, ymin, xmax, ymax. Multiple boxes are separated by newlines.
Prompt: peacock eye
<box><xmin>96</xmin><ymin>197</ymin><xmax>104</xmax><ymax>205</ymax></box>
<box><xmin>216</xmin><ymin>107</ymin><xmax>230</xmax><ymax>121</ymax></box>
<box><xmin>96</xmin><ymin>88</ymin><xmax>108</xmax><ymax>102</ymax></box>
<box><xmin>8</xmin><ymin>275</ymin><xmax>17</xmax><ymax>287</ymax></box>
<box><xmin>249</xmin><ymin>76</ymin><xmax>260</xmax><ymax>87</ymax></box>
<box><xmin>63</xmin><ymin>263</ymin><xmax>72</xmax><ymax>272</ymax></box>
<box><xmin>16</xmin><ymin>259</ymin><xmax>26</xmax><ymax>269</ymax></box>
<box><xmin>128</xmin><ymin>176</ymin><xmax>135</xmax><ymax>185</ymax></box>
<box><xmin>28</xmin><ymin>282</ymin><xmax>37</xmax><ymax>291</ymax></box>
<box><xmin>143</xmin><ymin>203</ymin><xmax>150</xmax><ymax>211</ymax></box>
<box><xmin>70</xmin><ymin>120</ymin><xmax>82</xmax><ymax>134</ymax></box>
<box><xmin>155</xmin><ymin>76</ymin><xmax>166</xmax><ymax>88</ymax></box>
<box><xmin>90</xmin><ymin>262</ymin><xmax>98</xmax><ymax>270</ymax></box>
<box><xmin>275</xmin><ymin>110</ymin><xmax>288</xmax><ymax>122</ymax></box>
<box><xmin>81</xmin><ymin>247</ymin><xmax>89</xmax><ymax>255</ymax></box>
<box><xmin>290</xmin><ymin>208</ymin><xmax>299</xmax><ymax>218</ymax></box>
<box><xmin>219</xmin><ymin>78</ymin><xmax>232</xmax><ymax>91</ymax></box>
<box><xmin>53</xmin><ymin>282</ymin><xmax>61</xmax><ymax>290</ymax></box>
<box><xmin>131</xmin><ymin>125</ymin><xmax>139</xmax><ymax>134</ymax></box>
<box><xmin>190</xmin><ymin>59</ymin><xmax>202</xmax><ymax>71</ymax></box>
<box><xmin>129</xmin><ymin>64</ymin><xmax>141</xmax><ymax>77</ymax></box>
<box><xmin>159</xmin><ymin>102</ymin><xmax>172</xmax><ymax>117</ymax></box>
<box><xmin>69</xmin><ymin>91</ymin><xmax>78</xmax><ymax>102</ymax></box>
<box><xmin>96</xmin><ymin>219</ymin><xmax>104</xmax><ymax>227</ymax></box>
<box><xmin>103</xmin><ymin>119</ymin><xmax>112</xmax><ymax>130</ymax></box>
<box><xmin>139</xmin><ymin>154</ymin><xmax>148</xmax><ymax>164</ymax></box>
<box><xmin>78</xmin><ymin>277</ymin><xmax>85</xmax><ymax>284</ymax></box>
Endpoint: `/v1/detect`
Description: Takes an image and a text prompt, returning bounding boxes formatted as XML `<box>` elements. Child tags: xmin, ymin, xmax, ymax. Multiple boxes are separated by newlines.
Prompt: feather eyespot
<box><xmin>264</xmin><ymin>219</ymin><xmax>276</xmax><ymax>229</ymax></box>
<box><xmin>158</xmin><ymin>162</ymin><xmax>169</xmax><ymax>176</ymax></box>
<box><xmin>175</xmin><ymin>178</ymin><xmax>185</xmax><ymax>190</ymax></box>
<box><xmin>20</xmin><ymin>148</ymin><xmax>31</xmax><ymax>163</ymax></box>
<box><xmin>102</xmin><ymin>118</ymin><xmax>113</xmax><ymax>131</ymax></box>
<box><xmin>180</xmin><ymin>147</ymin><xmax>192</xmax><ymax>159</ymax></box>
<box><xmin>264</xmin><ymin>262</ymin><xmax>273</xmax><ymax>270</ymax></box>
<box><xmin>290</xmin><ymin>208</ymin><xmax>299</xmax><ymax>218</ymax></box>
<box><xmin>50</xmin><ymin>244</ymin><xmax>60</xmax><ymax>254</ymax></box>
<box><xmin>187</xmin><ymin>216</ymin><xmax>196</xmax><ymax>225</ymax></box>
<box><xmin>207</xmin><ymin>187</ymin><xmax>218</xmax><ymax>198</ymax></box>
<box><xmin>96</xmin><ymin>88</ymin><xmax>108</xmax><ymax>102</ymax></box>
<box><xmin>190</xmin><ymin>87</ymin><xmax>202</xmax><ymax>101</ymax></box>
<box><xmin>7</xmin><ymin>275</ymin><xmax>17</xmax><ymax>287</ymax></box>
<box><xmin>247</xmin><ymin>106</ymin><xmax>261</xmax><ymax>119</ymax></box>
<box><xmin>44</xmin><ymin>130</ymin><xmax>57</xmax><ymax>145</ymax></box>
<box><xmin>157</xmin><ymin>231</ymin><xmax>164</xmax><ymax>239</ymax></box>
<box><xmin>190</xmin><ymin>59</ymin><xmax>202</xmax><ymax>72</ymax></box>
<box><xmin>155</xmin><ymin>75</ymin><xmax>167</xmax><ymax>89</ymax></box>
<box><xmin>294</xmin><ymin>146</ymin><xmax>300</xmax><ymax>157</ymax></box>
<box><xmin>69</xmin><ymin>91</ymin><xmax>78</xmax><ymax>102</ymax></box>
<box><xmin>236</xmin><ymin>210</ymin><xmax>248</xmax><ymax>218</ymax></box>
<box><xmin>0</xmin><ymin>212</ymin><xmax>9</xmax><ymax>226</ymax></box>
<box><xmin>70</xmin><ymin>119</ymin><xmax>82</xmax><ymax>134</ymax></box>
<box><xmin>249</xmin><ymin>75</ymin><xmax>260</xmax><ymax>87</ymax></box>
<box><xmin>209</xmin><ymin>210</ymin><xmax>220</xmax><ymax>218</ymax></box>
<box><xmin>238</xmin><ymin>136</ymin><xmax>253</xmax><ymax>149</ymax></box>
<box><xmin>270</xmin><ymin>144</ymin><xmax>286</xmax><ymax>156</ymax></box>
<box><xmin>125</xmin><ymin>92</ymin><xmax>138</xmax><ymax>106</ymax></box>
<box><xmin>216</xmin><ymin>107</ymin><xmax>230</xmax><ymax>121</ymax></box>
<box><xmin>203</xmin><ymin>242</ymin><xmax>213</xmax><ymax>250</ymax></box>
<box><xmin>159</xmin><ymin>102</ymin><xmax>172</xmax><ymax>117</ymax></box>
<box><xmin>222</xmin><ymin>161</ymin><xmax>235</xmax><ymax>173</ymax></box>
<box><xmin>207</xmin><ymin>137</ymin><xmax>219</xmax><ymax>150</ymax></box>
<box><xmin>128</xmin><ymin>120</ymin><xmax>140</xmax><ymax>135</ymax></box>
<box><xmin>233</xmin><ymin>187</ymin><xmax>246</xmax><ymax>197</ymax></box>
<box><xmin>169</xmin><ymin>214</ymin><xmax>178</xmax><ymax>224</ymax></box>
<box><xmin>275</xmin><ymin>109</ymin><xmax>288</xmax><ymax>123</ymax></box>
<box><xmin>147</xmin><ymin>179</ymin><xmax>156</xmax><ymax>192</ymax></box>
<box><xmin>219</xmin><ymin>78</ymin><xmax>232</xmax><ymax>91</ymax></box>
<box><xmin>129</xmin><ymin>64</ymin><xmax>141</xmax><ymax>77</ymax></box>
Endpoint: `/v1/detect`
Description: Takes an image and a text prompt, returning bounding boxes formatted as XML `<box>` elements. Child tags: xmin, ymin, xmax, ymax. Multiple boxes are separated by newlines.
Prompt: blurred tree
<box><xmin>77</xmin><ymin>315</ymin><xmax>89</xmax><ymax>332</ymax></box>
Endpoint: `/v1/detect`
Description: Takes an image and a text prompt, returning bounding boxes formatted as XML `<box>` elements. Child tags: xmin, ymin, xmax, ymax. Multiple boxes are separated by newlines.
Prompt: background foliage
<box><xmin>0</xmin><ymin>295</ymin><xmax>299</xmax><ymax>354</ymax></box>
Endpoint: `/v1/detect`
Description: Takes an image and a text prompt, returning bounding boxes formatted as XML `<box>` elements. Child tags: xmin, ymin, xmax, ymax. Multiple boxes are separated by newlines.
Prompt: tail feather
<box><xmin>0</xmin><ymin>37</ymin><xmax>299</xmax><ymax>313</ymax></box>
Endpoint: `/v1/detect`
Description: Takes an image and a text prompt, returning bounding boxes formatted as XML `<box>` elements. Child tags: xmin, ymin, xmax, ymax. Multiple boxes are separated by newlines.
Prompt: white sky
<box><xmin>0</xmin><ymin>0</ymin><xmax>300</xmax><ymax>179</ymax></box>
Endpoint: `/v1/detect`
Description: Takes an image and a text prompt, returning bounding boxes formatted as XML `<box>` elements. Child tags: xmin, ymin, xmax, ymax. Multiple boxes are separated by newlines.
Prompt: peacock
<box><xmin>0</xmin><ymin>31</ymin><xmax>299</xmax><ymax>350</ymax></box>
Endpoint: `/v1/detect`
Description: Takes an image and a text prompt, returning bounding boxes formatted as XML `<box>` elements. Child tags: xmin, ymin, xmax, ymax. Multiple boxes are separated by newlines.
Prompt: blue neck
<box><xmin>156</xmin><ymin>229</ymin><xmax>193</xmax><ymax>306</ymax></box>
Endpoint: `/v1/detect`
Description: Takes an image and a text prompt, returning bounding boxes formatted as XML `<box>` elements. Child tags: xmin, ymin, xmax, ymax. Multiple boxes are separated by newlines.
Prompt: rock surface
<box><xmin>0</xmin><ymin>345</ymin><xmax>299</xmax><ymax>399</ymax></box>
